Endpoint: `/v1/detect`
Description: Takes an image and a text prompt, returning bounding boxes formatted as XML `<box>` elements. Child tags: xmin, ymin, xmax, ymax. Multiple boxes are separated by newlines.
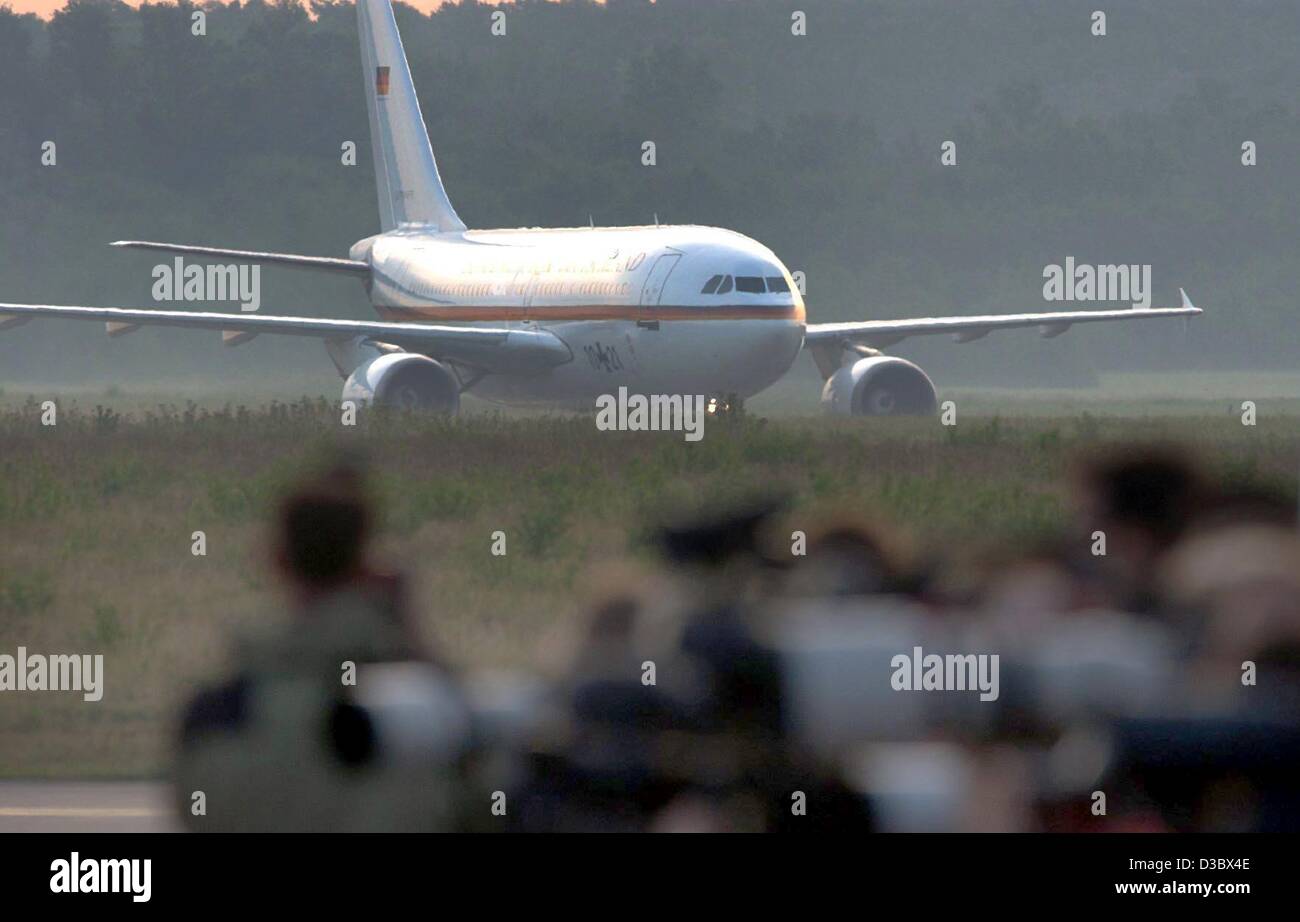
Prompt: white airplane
<box><xmin>0</xmin><ymin>0</ymin><xmax>1200</xmax><ymax>416</ymax></box>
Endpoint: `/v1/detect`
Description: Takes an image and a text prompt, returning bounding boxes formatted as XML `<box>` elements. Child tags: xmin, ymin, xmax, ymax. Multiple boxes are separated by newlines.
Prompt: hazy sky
<box><xmin>10</xmin><ymin>0</ymin><xmax>469</xmax><ymax>17</ymax></box>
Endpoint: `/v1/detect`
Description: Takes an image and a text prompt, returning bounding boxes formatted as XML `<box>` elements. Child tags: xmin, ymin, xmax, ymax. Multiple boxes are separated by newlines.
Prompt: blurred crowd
<box><xmin>173</xmin><ymin>444</ymin><xmax>1300</xmax><ymax>832</ymax></box>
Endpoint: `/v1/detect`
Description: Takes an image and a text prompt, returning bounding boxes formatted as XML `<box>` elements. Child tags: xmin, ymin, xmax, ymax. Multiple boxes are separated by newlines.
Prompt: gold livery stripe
<box><xmin>376</xmin><ymin>303</ymin><xmax>806</xmax><ymax>323</ymax></box>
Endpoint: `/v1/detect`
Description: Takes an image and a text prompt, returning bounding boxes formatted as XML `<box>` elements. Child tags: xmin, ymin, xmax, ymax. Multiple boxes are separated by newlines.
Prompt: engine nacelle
<box><xmin>342</xmin><ymin>352</ymin><xmax>460</xmax><ymax>413</ymax></box>
<box><xmin>821</xmin><ymin>356</ymin><xmax>938</xmax><ymax>416</ymax></box>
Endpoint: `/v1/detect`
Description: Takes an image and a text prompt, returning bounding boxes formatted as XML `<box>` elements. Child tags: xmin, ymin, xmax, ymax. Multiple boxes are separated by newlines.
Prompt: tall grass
<box><xmin>0</xmin><ymin>401</ymin><xmax>1297</xmax><ymax>776</ymax></box>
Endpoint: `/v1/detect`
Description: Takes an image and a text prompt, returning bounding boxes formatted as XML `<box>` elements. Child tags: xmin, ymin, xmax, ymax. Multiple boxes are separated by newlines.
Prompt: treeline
<box><xmin>0</xmin><ymin>0</ymin><xmax>1296</xmax><ymax>386</ymax></box>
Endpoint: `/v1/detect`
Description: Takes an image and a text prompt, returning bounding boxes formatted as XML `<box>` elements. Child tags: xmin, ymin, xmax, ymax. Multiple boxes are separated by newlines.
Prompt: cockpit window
<box><xmin>701</xmin><ymin>274</ymin><xmax>779</xmax><ymax>295</ymax></box>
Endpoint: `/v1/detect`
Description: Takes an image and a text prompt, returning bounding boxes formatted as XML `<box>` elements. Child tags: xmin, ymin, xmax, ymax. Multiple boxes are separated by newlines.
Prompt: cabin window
<box><xmin>735</xmin><ymin>276</ymin><xmax>765</xmax><ymax>293</ymax></box>
<box><xmin>701</xmin><ymin>274</ymin><xmax>723</xmax><ymax>294</ymax></box>
<box><xmin>766</xmin><ymin>276</ymin><xmax>790</xmax><ymax>293</ymax></box>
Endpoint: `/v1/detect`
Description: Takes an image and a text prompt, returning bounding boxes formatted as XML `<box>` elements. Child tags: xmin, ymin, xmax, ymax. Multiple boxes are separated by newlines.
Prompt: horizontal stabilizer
<box><xmin>111</xmin><ymin>241</ymin><xmax>370</xmax><ymax>276</ymax></box>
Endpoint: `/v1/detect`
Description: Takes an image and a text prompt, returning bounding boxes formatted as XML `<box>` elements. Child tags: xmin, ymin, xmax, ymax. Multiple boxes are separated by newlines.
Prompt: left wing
<box><xmin>0</xmin><ymin>302</ymin><xmax>572</xmax><ymax>374</ymax></box>
<box><xmin>804</xmin><ymin>289</ymin><xmax>1202</xmax><ymax>349</ymax></box>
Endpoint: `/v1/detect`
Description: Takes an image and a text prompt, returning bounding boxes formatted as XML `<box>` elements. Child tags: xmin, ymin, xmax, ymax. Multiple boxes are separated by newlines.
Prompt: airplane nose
<box><xmin>739</xmin><ymin>318</ymin><xmax>804</xmax><ymax>370</ymax></box>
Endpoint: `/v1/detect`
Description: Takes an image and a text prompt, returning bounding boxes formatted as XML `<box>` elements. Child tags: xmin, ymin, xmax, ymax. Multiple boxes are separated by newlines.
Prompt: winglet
<box><xmin>1179</xmin><ymin>287</ymin><xmax>1201</xmax><ymax>314</ymax></box>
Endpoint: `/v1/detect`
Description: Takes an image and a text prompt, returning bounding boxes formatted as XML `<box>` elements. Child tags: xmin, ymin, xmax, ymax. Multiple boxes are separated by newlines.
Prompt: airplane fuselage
<box><xmin>1</xmin><ymin>0</ymin><xmax>1200</xmax><ymax>417</ymax></box>
<box><xmin>353</xmin><ymin>223</ymin><xmax>807</xmax><ymax>407</ymax></box>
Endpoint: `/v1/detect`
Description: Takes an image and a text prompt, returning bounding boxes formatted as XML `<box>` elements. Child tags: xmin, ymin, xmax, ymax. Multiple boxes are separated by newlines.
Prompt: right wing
<box><xmin>804</xmin><ymin>289</ymin><xmax>1202</xmax><ymax>349</ymax></box>
<box><xmin>0</xmin><ymin>302</ymin><xmax>572</xmax><ymax>374</ymax></box>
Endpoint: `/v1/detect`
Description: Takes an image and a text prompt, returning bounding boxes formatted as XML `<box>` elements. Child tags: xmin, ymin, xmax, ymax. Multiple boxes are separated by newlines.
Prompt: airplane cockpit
<box><xmin>700</xmin><ymin>274</ymin><xmax>791</xmax><ymax>295</ymax></box>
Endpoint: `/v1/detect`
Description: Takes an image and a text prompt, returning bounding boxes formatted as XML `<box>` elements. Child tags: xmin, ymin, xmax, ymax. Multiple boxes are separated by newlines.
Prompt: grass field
<box><xmin>1</xmin><ymin>382</ymin><xmax>1298</xmax><ymax>776</ymax></box>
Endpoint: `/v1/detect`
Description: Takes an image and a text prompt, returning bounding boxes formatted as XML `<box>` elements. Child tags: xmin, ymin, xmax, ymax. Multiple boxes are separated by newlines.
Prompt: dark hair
<box><xmin>278</xmin><ymin>483</ymin><xmax>369</xmax><ymax>586</ymax></box>
<box><xmin>1080</xmin><ymin>448</ymin><xmax>1201</xmax><ymax>545</ymax></box>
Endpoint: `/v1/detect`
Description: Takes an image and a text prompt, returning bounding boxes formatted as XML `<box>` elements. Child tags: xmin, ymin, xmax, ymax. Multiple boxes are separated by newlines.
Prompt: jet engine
<box><xmin>821</xmin><ymin>355</ymin><xmax>938</xmax><ymax>416</ymax></box>
<box><xmin>341</xmin><ymin>352</ymin><xmax>460</xmax><ymax>413</ymax></box>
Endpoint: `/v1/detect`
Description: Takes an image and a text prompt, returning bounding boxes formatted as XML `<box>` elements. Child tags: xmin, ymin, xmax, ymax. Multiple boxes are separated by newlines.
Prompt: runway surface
<box><xmin>0</xmin><ymin>781</ymin><xmax>176</xmax><ymax>832</ymax></box>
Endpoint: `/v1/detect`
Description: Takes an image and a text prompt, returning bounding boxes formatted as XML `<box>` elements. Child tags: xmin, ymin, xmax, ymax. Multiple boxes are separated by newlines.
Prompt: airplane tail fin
<box><xmin>357</xmin><ymin>0</ymin><xmax>465</xmax><ymax>233</ymax></box>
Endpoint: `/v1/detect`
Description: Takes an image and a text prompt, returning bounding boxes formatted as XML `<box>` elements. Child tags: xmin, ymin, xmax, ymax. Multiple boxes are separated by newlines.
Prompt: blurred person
<box><xmin>1159</xmin><ymin>521</ymin><xmax>1300</xmax><ymax>711</ymax></box>
<box><xmin>1099</xmin><ymin>716</ymin><xmax>1300</xmax><ymax>831</ymax></box>
<box><xmin>510</xmin><ymin>502</ymin><xmax>874</xmax><ymax>831</ymax></box>
<box><xmin>663</xmin><ymin>504</ymin><xmax>875</xmax><ymax>831</ymax></box>
<box><xmin>507</xmin><ymin>569</ymin><xmax>702</xmax><ymax>832</ymax></box>
<box><xmin>1191</xmin><ymin>481</ymin><xmax>1297</xmax><ymax>532</ymax></box>
<box><xmin>974</xmin><ymin>539</ymin><xmax>1108</xmax><ymax>641</ymax></box>
<box><xmin>779</xmin><ymin>519</ymin><xmax>911</xmax><ymax>599</ymax></box>
<box><xmin>173</xmin><ymin>464</ymin><xmax>474</xmax><ymax>832</ymax></box>
<box><xmin>1071</xmin><ymin>446</ymin><xmax>1204</xmax><ymax>613</ymax></box>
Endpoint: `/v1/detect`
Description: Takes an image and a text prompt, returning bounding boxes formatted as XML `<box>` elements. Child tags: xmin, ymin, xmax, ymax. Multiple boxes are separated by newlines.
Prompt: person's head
<box><xmin>1074</xmin><ymin>446</ymin><xmax>1202</xmax><ymax>551</ymax></box>
<box><xmin>783</xmin><ymin>519</ymin><xmax>904</xmax><ymax>598</ymax></box>
<box><xmin>275</xmin><ymin>471</ymin><xmax>370</xmax><ymax>593</ymax></box>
